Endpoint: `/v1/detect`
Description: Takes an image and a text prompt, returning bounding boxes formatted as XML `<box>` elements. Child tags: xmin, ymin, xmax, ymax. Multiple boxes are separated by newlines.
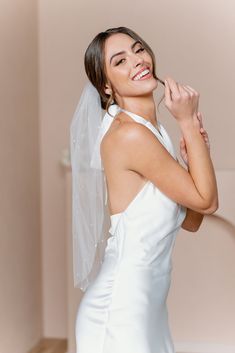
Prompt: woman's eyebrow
<box><xmin>109</xmin><ymin>40</ymin><xmax>142</xmax><ymax>64</ymax></box>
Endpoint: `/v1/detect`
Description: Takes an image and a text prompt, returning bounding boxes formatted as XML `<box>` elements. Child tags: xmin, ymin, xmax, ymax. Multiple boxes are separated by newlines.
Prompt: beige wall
<box><xmin>0</xmin><ymin>0</ymin><xmax>41</xmax><ymax>353</ymax></box>
<box><xmin>169</xmin><ymin>170</ymin><xmax>235</xmax><ymax>351</ymax></box>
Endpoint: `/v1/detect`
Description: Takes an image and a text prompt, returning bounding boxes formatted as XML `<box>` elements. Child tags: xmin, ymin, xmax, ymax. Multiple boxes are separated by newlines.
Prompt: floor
<box><xmin>28</xmin><ymin>338</ymin><xmax>67</xmax><ymax>353</ymax></box>
<box><xmin>28</xmin><ymin>338</ymin><xmax>190</xmax><ymax>353</ymax></box>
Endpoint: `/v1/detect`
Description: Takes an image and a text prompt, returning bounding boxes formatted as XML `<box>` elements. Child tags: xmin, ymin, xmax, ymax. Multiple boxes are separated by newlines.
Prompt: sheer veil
<box><xmin>70</xmin><ymin>80</ymin><xmax>120</xmax><ymax>291</ymax></box>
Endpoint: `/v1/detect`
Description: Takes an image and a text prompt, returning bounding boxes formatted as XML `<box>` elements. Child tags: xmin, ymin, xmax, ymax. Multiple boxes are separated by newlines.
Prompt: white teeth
<box><xmin>133</xmin><ymin>69</ymin><xmax>150</xmax><ymax>81</ymax></box>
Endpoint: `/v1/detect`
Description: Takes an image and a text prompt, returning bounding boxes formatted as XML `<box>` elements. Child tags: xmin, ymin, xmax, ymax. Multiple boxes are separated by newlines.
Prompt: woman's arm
<box><xmin>179</xmin><ymin>110</ymin><xmax>210</xmax><ymax>232</ymax></box>
<box><xmin>177</xmin><ymin>113</ymin><xmax>218</xmax><ymax>212</ymax></box>
<box><xmin>116</xmin><ymin>77</ymin><xmax>219</xmax><ymax>214</ymax></box>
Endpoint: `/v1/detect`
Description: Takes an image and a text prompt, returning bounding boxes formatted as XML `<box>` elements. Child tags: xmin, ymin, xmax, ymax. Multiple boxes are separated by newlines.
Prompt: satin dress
<box><xmin>75</xmin><ymin>108</ymin><xmax>187</xmax><ymax>353</ymax></box>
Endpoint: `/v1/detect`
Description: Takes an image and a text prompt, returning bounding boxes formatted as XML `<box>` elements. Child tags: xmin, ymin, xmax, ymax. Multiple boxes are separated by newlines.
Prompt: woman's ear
<box><xmin>104</xmin><ymin>84</ymin><xmax>112</xmax><ymax>96</ymax></box>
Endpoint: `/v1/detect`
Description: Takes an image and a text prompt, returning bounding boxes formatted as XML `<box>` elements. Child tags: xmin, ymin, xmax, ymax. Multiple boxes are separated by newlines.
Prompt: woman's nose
<box><xmin>131</xmin><ymin>53</ymin><xmax>144</xmax><ymax>67</ymax></box>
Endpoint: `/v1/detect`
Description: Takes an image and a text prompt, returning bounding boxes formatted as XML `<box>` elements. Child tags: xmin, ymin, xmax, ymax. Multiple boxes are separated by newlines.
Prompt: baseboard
<box><xmin>175</xmin><ymin>341</ymin><xmax>235</xmax><ymax>353</ymax></box>
<box><xmin>66</xmin><ymin>341</ymin><xmax>235</xmax><ymax>353</ymax></box>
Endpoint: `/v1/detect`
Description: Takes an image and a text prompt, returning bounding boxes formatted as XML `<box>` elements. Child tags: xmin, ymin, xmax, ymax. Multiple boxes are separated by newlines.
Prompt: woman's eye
<box><xmin>115</xmin><ymin>58</ymin><xmax>125</xmax><ymax>66</ymax></box>
<box><xmin>136</xmin><ymin>47</ymin><xmax>145</xmax><ymax>53</ymax></box>
<box><xmin>115</xmin><ymin>48</ymin><xmax>145</xmax><ymax>66</ymax></box>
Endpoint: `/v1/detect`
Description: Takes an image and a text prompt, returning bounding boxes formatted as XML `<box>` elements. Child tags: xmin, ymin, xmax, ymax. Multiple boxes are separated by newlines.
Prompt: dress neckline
<box><xmin>119</xmin><ymin>108</ymin><xmax>164</xmax><ymax>139</ymax></box>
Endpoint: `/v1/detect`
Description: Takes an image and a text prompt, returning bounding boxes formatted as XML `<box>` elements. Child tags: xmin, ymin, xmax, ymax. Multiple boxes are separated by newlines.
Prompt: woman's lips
<box><xmin>132</xmin><ymin>71</ymin><xmax>153</xmax><ymax>81</ymax></box>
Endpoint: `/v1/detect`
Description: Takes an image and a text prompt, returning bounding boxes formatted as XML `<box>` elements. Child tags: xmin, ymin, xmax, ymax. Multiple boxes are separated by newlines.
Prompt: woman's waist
<box><xmin>104</xmin><ymin>245</ymin><xmax>173</xmax><ymax>276</ymax></box>
<box><xmin>105</xmin><ymin>228</ymin><xmax>177</xmax><ymax>261</ymax></box>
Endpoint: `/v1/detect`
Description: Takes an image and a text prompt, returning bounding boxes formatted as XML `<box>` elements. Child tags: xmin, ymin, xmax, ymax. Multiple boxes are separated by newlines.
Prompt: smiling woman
<box><xmin>71</xmin><ymin>26</ymin><xmax>218</xmax><ymax>353</ymax></box>
<box><xmin>84</xmin><ymin>27</ymin><xmax>165</xmax><ymax>113</ymax></box>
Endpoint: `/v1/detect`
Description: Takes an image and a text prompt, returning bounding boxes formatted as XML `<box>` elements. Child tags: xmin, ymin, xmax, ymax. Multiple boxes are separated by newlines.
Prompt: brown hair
<box><xmin>84</xmin><ymin>26</ymin><xmax>165</xmax><ymax>115</ymax></box>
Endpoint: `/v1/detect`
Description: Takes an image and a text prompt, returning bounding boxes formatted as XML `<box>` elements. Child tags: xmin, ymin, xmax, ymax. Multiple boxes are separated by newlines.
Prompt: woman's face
<box><xmin>104</xmin><ymin>33</ymin><xmax>158</xmax><ymax>104</ymax></box>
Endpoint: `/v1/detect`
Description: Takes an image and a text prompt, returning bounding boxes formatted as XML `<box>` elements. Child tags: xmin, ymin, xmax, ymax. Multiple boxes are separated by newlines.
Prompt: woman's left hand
<box><xmin>180</xmin><ymin>111</ymin><xmax>210</xmax><ymax>167</ymax></box>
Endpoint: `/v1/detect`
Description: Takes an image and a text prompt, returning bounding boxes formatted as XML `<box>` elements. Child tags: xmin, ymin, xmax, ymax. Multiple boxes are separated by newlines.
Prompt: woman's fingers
<box><xmin>177</xmin><ymin>83</ymin><xmax>189</xmax><ymax>96</ymax></box>
<box><xmin>165</xmin><ymin>77</ymin><xmax>199</xmax><ymax>99</ymax></box>
<box><xmin>164</xmin><ymin>76</ymin><xmax>200</xmax><ymax>121</ymax></box>
<box><xmin>184</xmin><ymin>84</ymin><xmax>199</xmax><ymax>96</ymax></box>
<box><xmin>197</xmin><ymin>112</ymin><xmax>203</xmax><ymax>129</ymax></box>
<box><xmin>170</xmin><ymin>79</ymin><xmax>197</xmax><ymax>101</ymax></box>
<box><xmin>197</xmin><ymin>111</ymin><xmax>202</xmax><ymax>121</ymax></box>
<box><xmin>201</xmin><ymin>129</ymin><xmax>210</xmax><ymax>146</ymax></box>
<box><xmin>197</xmin><ymin>114</ymin><xmax>210</xmax><ymax>150</ymax></box>
<box><xmin>197</xmin><ymin>112</ymin><xmax>207</xmax><ymax>133</ymax></box>
<box><xmin>180</xmin><ymin>136</ymin><xmax>185</xmax><ymax>143</ymax></box>
<box><xmin>180</xmin><ymin>136</ymin><xmax>188</xmax><ymax>165</ymax></box>
<box><xmin>165</xmin><ymin>77</ymin><xmax>180</xmax><ymax>98</ymax></box>
<box><xmin>180</xmin><ymin>136</ymin><xmax>186</xmax><ymax>151</ymax></box>
<box><xmin>200</xmin><ymin>128</ymin><xmax>209</xmax><ymax>141</ymax></box>
<box><xmin>182</xmin><ymin>85</ymin><xmax>194</xmax><ymax>97</ymax></box>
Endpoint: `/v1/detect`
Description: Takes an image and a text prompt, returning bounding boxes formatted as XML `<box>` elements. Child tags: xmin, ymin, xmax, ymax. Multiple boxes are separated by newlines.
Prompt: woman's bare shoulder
<box><xmin>100</xmin><ymin>112</ymin><xmax>149</xmax><ymax>171</ymax></box>
<box><xmin>101</xmin><ymin>111</ymin><xmax>149</xmax><ymax>151</ymax></box>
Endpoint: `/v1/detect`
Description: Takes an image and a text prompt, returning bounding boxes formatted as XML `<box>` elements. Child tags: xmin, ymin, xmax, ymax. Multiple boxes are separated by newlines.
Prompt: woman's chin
<box><xmin>134</xmin><ymin>79</ymin><xmax>158</xmax><ymax>94</ymax></box>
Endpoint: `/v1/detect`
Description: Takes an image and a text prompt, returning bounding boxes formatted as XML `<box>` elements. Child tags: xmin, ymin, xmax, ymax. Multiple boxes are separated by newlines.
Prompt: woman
<box><xmin>74</xmin><ymin>26</ymin><xmax>218</xmax><ymax>353</ymax></box>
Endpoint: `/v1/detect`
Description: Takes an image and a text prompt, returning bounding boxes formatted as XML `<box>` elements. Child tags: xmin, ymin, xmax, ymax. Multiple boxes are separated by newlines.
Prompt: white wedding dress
<box><xmin>75</xmin><ymin>107</ymin><xmax>187</xmax><ymax>353</ymax></box>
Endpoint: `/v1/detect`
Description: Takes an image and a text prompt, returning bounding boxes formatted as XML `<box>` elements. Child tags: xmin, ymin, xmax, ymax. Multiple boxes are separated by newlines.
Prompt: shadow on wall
<box><xmin>211</xmin><ymin>213</ymin><xmax>235</xmax><ymax>239</ymax></box>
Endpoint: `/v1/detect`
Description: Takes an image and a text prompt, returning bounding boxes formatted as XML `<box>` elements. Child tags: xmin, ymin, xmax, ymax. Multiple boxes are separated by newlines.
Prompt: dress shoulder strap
<box><xmin>119</xmin><ymin>108</ymin><xmax>177</xmax><ymax>160</ymax></box>
<box><xmin>120</xmin><ymin>108</ymin><xmax>163</xmax><ymax>139</ymax></box>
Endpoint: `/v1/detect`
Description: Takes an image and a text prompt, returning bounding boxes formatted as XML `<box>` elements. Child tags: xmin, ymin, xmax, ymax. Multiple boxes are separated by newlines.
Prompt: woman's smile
<box><xmin>132</xmin><ymin>70</ymin><xmax>153</xmax><ymax>81</ymax></box>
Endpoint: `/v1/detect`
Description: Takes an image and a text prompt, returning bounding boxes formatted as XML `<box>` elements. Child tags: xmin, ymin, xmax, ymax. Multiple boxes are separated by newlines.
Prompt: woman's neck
<box><xmin>119</xmin><ymin>95</ymin><xmax>159</xmax><ymax>127</ymax></box>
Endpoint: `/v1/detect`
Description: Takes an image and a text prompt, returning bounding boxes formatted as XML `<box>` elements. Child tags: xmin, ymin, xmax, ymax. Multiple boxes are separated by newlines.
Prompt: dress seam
<box><xmin>101</xmin><ymin>224</ymin><xmax>125</xmax><ymax>353</ymax></box>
